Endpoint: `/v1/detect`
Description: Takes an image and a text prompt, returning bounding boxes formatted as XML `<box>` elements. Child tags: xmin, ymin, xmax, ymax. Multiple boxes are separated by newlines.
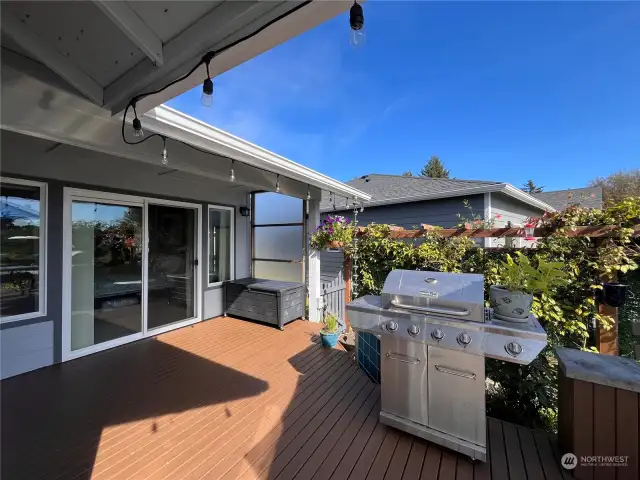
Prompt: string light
<box><xmin>201</xmin><ymin>52</ymin><xmax>214</xmax><ymax>107</ymax></box>
<box><xmin>276</xmin><ymin>174</ymin><xmax>280</xmax><ymax>193</ymax></box>
<box><xmin>306</xmin><ymin>185</ymin><xmax>311</xmax><ymax>201</ymax></box>
<box><xmin>161</xmin><ymin>136</ymin><xmax>168</xmax><ymax>165</ymax></box>
<box><xmin>349</xmin><ymin>1</ymin><xmax>365</xmax><ymax>49</ymax></box>
<box><xmin>230</xmin><ymin>160</ymin><xmax>236</xmax><ymax>182</ymax></box>
<box><xmin>132</xmin><ymin>104</ymin><xmax>143</xmax><ymax>137</ymax></box>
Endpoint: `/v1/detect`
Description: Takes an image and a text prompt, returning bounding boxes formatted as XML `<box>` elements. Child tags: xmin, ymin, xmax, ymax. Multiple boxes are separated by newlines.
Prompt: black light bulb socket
<box><xmin>203</xmin><ymin>77</ymin><xmax>213</xmax><ymax>96</ymax></box>
<box><xmin>132</xmin><ymin>117</ymin><xmax>142</xmax><ymax>133</ymax></box>
<box><xmin>350</xmin><ymin>2</ymin><xmax>364</xmax><ymax>31</ymax></box>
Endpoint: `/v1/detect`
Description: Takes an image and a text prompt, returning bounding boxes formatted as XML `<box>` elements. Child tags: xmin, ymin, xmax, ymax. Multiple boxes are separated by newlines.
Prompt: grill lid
<box><xmin>380</xmin><ymin>270</ymin><xmax>485</xmax><ymax>323</ymax></box>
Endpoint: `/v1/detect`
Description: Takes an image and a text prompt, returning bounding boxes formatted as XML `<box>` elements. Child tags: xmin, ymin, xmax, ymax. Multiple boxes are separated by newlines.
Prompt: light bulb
<box><xmin>133</xmin><ymin>117</ymin><xmax>144</xmax><ymax>137</ymax></box>
<box><xmin>201</xmin><ymin>78</ymin><xmax>213</xmax><ymax>107</ymax></box>
<box><xmin>161</xmin><ymin>146</ymin><xmax>168</xmax><ymax>165</ymax></box>
<box><xmin>306</xmin><ymin>188</ymin><xmax>311</xmax><ymax>201</ymax></box>
<box><xmin>350</xmin><ymin>28</ymin><xmax>366</xmax><ymax>49</ymax></box>
<box><xmin>230</xmin><ymin>164</ymin><xmax>235</xmax><ymax>182</ymax></box>
<box><xmin>276</xmin><ymin>178</ymin><xmax>280</xmax><ymax>193</ymax></box>
<box><xmin>349</xmin><ymin>1</ymin><xmax>365</xmax><ymax>49</ymax></box>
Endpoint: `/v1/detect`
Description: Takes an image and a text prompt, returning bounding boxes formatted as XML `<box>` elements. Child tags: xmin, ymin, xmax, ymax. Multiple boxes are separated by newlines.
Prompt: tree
<box><xmin>522</xmin><ymin>180</ymin><xmax>544</xmax><ymax>193</ymax></box>
<box><xmin>420</xmin><ymin>156</ymin><xmax>450</xmax><ymax>178</ymax></box>
<box><xmin>402</xmin><ymin>171</ymin><xmax>413</xmax><ymax>176</ymax></box>
<box><xmin>589</xmin><ymin>169</ymin><xmax>640</xmax><ymax>206</ymax></box>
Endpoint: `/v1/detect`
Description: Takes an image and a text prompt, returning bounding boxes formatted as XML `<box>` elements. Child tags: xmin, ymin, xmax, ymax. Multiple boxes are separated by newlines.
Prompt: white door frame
<box><xmin>62</xmin><ymin>187</ymin><xmax>202</xmax><ymax>361</ymax></box>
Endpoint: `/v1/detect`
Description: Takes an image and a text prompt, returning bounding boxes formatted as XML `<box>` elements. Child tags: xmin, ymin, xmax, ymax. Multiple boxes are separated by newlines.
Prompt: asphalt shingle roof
<box><xmin>533</xmin><ymin>187</ymin><xmax>603</xmax><ymax>211</ymax></box>
<box><xmin>320</xmin><ymin>174</ymin><xmax>500</xmax><ymax>211</ymax></box>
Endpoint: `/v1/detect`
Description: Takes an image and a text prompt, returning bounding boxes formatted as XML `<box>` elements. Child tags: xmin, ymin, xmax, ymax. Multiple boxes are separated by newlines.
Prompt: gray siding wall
<box><xmin>489</xmin><ymin>193</ymin><xmax>544</xmax><ymax>247</ymax></box>
<box><xmin>329</xmin><ymin>195</ymin><xmax>484</xmax><ymax>229</ymax></box>
<box><xmin>1</xmin><ymin>131</ymin><xmax>252</xmax><ymax>378</ymax></box>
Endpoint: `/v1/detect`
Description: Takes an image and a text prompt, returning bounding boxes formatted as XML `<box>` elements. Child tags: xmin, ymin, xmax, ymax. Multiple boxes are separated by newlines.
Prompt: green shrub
<box><xmin>345</xmin><ymin>198</ymin><xmax>640</xmax><ymax>432</ymax></box>
<box><xmin>322</xmin><ymin>313</ymin><xmax>339</xmax><ymax>334</ymax></box>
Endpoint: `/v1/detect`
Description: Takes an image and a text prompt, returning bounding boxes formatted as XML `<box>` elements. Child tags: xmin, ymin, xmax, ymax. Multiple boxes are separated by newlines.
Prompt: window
<box><xmin>208</xmin><ymin>206</ymin><xmax>234</xmax><ymax>285</ymax></box>
<box><xmin>0</xmin><ymin>178</ymin><xmax>47</xmax><ymax>321</ymax></box>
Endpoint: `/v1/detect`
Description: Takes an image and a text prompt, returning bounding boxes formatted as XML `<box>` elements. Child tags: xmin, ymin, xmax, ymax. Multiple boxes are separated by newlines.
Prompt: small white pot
<box><xmin>490</xmin><ymin>285</ymin><xmax>533</xmax><ymax>322</ymax></box>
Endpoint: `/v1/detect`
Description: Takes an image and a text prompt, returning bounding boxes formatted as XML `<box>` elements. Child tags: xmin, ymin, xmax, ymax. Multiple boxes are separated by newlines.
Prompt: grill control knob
<box><xmin>408</xmin><ymin>325</ymin><xmax>420</xmax><ymax>336</ymax></box>
<box><xmin>505</xmin><ymin>341</ymin><xmax>523</xmax><ymax>357</ymax></box>
<box><xmin>386</xmin><ymin>321</ymin><xmax>398</xmax><ymax>332</ymax></box>
<box><xmin>431</xmin><ymin>329</ymin><xmax>444</xmax><ymax>341</ymax></box>
<box><xmin>457</xmin><ymin>333</ymin><xmax>472</xmax><ymax>347</ymax></box>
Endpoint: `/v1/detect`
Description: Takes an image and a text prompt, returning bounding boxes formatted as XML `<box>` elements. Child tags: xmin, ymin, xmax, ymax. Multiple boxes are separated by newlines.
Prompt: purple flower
<box><xmin>328</xmin><ymin>228</ymin><xmax>334</xmax><ymax>234</ymax></box>
<box><xmin>345</xmin><ymin>218</ymin><xmax>351</xmax><ymax>224</ymax></box>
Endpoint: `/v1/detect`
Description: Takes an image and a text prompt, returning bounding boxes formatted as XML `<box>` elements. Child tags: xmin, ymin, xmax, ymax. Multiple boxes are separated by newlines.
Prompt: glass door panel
<box><xmin>71</xmin><ymin>201</ymin><xmax>143</xmax><ymax>351</ymax></box>
<box><xmin>147</xmin><ymin>204</ymin><xmax>197</xmax><ymax>330</ymax></box>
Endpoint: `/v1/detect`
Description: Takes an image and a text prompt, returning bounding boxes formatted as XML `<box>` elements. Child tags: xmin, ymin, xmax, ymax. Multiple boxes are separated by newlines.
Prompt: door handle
<box><xmin>390</xmin><ymin>300</ymin><xmax>470</xmax><ymax>316</ymax></box>
<box><xmin>385</xmin><ymin>352</ymin><xmax>420</xmax><ymax>364</ymax></box>
<box><xmin>434</xmin><ymin>365</ymin><xmax>476</xmax><ymax>379</ymax></box>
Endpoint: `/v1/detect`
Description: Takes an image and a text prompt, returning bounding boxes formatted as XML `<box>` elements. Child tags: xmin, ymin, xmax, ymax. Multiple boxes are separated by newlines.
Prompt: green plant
<box><xmin>310</xmin><ymin>215</ymin><xmax>355</xmax><ymax>253</ymax></box>
<box><xmin>346</xmin><ymin>197</ymin><xmax>640</xmax><ymax>432</ymax></box>
<box><xmin>498</xmin><ymin>252</ymin><xmax>569</xmax><ymax>294</ymax></box>
<box><xmin>456</xmin><ymin>199</ymin><xmax>496</xmax><ymax>229</ymax></box>
<box><xmin>322</xmin><ymin>313</ymin><xmax>339</xmax><ymax>334</ymax></box>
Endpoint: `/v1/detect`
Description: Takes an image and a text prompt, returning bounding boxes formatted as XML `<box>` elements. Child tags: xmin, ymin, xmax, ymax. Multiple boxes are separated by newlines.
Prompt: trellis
<box><xmin>338</xmin><ymin>222</ymin><xmax>640</xmax><ymax>356</ymax></box>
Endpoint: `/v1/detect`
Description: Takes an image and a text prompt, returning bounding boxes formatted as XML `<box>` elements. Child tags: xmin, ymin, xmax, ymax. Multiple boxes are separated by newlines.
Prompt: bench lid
<box><xmin>229</xmin><ymin>277</ymin><xmax>305</xmax><ymax>293</ymax></box>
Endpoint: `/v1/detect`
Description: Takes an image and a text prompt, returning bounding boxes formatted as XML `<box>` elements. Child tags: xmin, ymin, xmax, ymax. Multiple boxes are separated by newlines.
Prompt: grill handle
<box><xmin>385</xmin><ymin>352</ymin><xmax>420</xmax><ymax>365</ymax></box>
<box><xmin>390</xmin><ymin>300</ymin><xmax>470</xmax><ymax>317</ymax></box>
<box><xmin>434</xmin><ymin>365</ymin><xmax>476</xmax><ymax>379</ymax></box>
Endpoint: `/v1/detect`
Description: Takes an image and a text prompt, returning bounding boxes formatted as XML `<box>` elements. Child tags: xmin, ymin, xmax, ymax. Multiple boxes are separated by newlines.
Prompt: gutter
<box><xmin>142</xmin><ymin>105</ymin><xmax>371</xmax><ymax>202</ymax></box>
<box><xmin>321</xmin><ymin>183</ymin><xmax>555</xmax><ymax>213</ymax></box>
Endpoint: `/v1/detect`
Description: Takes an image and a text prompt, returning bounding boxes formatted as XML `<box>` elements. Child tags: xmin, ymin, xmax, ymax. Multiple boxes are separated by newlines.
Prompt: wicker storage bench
<box><xmin>224</xmin><ymin>278</ymin><xmax>305</xmax><ymax>329</ymax></box>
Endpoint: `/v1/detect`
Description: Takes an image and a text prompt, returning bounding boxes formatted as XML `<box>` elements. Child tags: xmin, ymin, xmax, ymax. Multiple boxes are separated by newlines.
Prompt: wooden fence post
<box><xmin>343</xmin><ymin>255</ymin><xmax>352</xmax><ymax>331</ymax></box>
<box><xmin>597</xmin><ymin>271</ymin><xmax>619</xmax><ymax>356</ymax></box>
<box><xmin>596</xmin><ymin>238</ymin><xmax>619</xmax><ymax>355</ymax></box>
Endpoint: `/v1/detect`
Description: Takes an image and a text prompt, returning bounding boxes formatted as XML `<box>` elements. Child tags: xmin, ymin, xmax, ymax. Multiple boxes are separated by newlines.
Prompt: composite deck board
<box><xmin>1</xmin><ymin>316</ymin><xmax>568</xmax><ymax>480</ymax></box>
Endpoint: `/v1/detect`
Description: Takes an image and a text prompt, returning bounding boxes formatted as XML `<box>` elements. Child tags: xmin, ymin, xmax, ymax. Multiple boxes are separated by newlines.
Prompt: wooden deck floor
<box><xmin>1</xmin><ymin>317</ymin><xmax>570</xmax><ymax>480</ymax></box>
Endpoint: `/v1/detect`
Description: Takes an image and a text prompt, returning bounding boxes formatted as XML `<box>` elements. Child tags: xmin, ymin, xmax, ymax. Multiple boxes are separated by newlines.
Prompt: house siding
<box><xmin>0</xmin><ymin>131</ymin><xmax>252</xmax><ymax>378</ymax></box>
<box><xmin>330</xmin><ymin>195</ymin><xmax>485</xmax><ymax>229</ymax></box>
<box><xmin>489</xmin><ymin>192</ymin><xmax>545</xmax><ymax>247</ymax></box>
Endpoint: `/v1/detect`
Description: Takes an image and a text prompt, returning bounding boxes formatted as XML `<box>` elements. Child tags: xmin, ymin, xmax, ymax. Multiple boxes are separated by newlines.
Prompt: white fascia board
<box><xmin>143</xmin><ymin>106</ymin><xmax>371</xmax><ymax>202</ymax></box>
<box><xmin>501</xmin><ymin>184</ymin><xmax>556</xmax><ymax>212</ymax></box>
<box><xmin>321</xmin><ymin>183</ymin><xmax>555</xmax><ymax>213</ymax></box>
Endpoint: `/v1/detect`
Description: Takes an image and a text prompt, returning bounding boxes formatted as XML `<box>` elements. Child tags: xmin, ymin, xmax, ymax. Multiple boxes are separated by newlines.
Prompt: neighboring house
<box><xmin>533</xmin><ymin>186</ymin><xmax>603</xmax><ymax>211</ymax></box>
<box><xmin>320</xmin><ymin>174</ymin><xmax>557</xmax><ymax>247</ymax></box>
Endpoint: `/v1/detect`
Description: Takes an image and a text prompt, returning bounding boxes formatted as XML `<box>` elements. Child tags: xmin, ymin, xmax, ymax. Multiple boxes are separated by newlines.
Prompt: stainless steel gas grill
<box><xmin>346</xmin><ymin>270</ymin><xmax>547</xmax><ymax>462</ymax></box>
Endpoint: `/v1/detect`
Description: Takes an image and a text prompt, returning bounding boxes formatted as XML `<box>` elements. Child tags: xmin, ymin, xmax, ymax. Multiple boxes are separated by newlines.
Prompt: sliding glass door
<box><xmin>147</xmin><ymin>203</ymin><xmax>197</xmax><ymax>331</ymax></box>
<box><xmin>69</xmin><ymin>199</ymin><xmax>144</xmax><ymax>352</ymax></box>
<box><xmin>64</xmin><ymin>190</ymin><xmax>201</xmax><ymax>360</ymax></box>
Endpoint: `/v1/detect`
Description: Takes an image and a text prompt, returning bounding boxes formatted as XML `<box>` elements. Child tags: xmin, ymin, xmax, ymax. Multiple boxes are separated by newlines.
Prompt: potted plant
<box><xmin>490</xmin><ymin>252</ymin><xmax>569</xmax><ymax>322</ymax></box>
<box><xmin>320</xmin><ymin>313</ymin><xmax>341</xmax><ymax>348</ymax></box>
<box><xmin>310</xmin><ymin>215</ymin><xmax>354</xmax><ymax>252</ymax></box>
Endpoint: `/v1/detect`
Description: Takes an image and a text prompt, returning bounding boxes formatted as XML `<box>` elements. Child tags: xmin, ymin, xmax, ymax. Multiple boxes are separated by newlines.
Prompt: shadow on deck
<box><xmin>0</xmin><ymin>317</ymin><xmax>569</xmax><ymax>479</ymax></box>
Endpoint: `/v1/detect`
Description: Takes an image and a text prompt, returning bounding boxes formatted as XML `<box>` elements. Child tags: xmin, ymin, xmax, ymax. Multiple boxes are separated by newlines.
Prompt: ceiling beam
<box><xmin>1</xmin><ymin>10</ymin><xmax>104</xmax><ymax>105</ymax></box>
<box><xmin>93</xmin><ymin>0</ymin><xmax>164</xmax><ymax>67</ymax></box>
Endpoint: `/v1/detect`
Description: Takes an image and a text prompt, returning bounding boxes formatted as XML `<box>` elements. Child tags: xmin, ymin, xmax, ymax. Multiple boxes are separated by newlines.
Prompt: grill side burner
<box><xmin>346</xmin><ymin>270</ymin><xmax>547</xmax><ymax>462</ymax></box>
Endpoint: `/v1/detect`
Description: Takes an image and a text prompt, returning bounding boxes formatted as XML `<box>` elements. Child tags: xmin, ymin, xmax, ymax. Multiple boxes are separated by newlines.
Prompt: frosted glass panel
<box><xmin>254</xmin><ymin>193</ymin><xmax>302</xmax><ymax>225</ymax></box>
<box><xmin>254</xmin><ymin>261</ymin><xmax>302</xmax><ymax>282</ymax></box>
<box><xmin>209</xmin><ymin>208</ymin><xmax>232</xmax><ymax>283</ymax></box>
<box><xmin>254</xmin><ymin>226</ymin><xmax>303</xmax><ymax>261</ymax></box>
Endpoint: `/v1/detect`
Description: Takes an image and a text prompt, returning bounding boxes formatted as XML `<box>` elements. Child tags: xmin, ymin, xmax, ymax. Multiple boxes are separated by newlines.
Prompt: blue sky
<box><xmin>167</xmin><ymin>1</ymin><xmax>640</xmax><ymax>191</ymax></box>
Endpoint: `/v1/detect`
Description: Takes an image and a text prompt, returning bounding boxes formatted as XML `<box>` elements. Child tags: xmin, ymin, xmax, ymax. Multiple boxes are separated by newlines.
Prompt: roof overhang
<box><xmin>322</xmin><ymin>183</ymin><xmax>555</xmax><ymax>212</ymax></box>
<box><xmin>0</xmin><ymin>49</ymin><xmax>369</xmax><ymax>203</ymax></box>
<box><xmin>1</xmin><ymin>0</ymin><xmax>355</xmax><ymax>115</ymax></box>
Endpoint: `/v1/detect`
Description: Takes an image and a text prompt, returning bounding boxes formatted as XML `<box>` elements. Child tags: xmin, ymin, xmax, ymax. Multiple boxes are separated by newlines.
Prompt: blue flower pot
<box><xmin>320</xmin><ymin>331</ymin><xmax>340</xmax><ymax>348</ymax></box>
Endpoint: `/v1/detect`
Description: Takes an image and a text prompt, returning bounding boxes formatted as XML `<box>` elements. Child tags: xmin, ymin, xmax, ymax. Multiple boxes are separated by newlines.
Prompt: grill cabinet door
<box><xmin>427</xmin><ymin>346</ymin><xmax>486</xmax><ymax>447</ymax></box>
<box><xmin>380</xmin><ymin>336</ymin><xmax>429</xmax><ymax>427</ymax></box>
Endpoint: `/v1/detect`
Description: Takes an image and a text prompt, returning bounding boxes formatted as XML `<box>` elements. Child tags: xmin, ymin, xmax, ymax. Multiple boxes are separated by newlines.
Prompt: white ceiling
<box><xmin>0</xmin><ymin>0</ymin><xmax>353</xmax><ymax>115</ymax></box>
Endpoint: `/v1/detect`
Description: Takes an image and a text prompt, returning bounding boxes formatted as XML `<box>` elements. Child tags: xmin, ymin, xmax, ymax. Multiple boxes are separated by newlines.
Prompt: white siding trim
<box><xmin>484</xmin><ymin>192</ymin><xmax>492</xmax><ymax>248</ymax></box>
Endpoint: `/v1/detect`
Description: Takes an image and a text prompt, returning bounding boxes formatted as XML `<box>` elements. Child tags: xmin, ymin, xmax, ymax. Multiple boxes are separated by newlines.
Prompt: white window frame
<box><xmin>0</xmin><ymin>176</ymin><xmax>48</xmax><ymax>323</ymax></box>
<box><xmin>207</xmin><ymin>205</ymin><xmax>235</xmax><ymax>287</ymax></box>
